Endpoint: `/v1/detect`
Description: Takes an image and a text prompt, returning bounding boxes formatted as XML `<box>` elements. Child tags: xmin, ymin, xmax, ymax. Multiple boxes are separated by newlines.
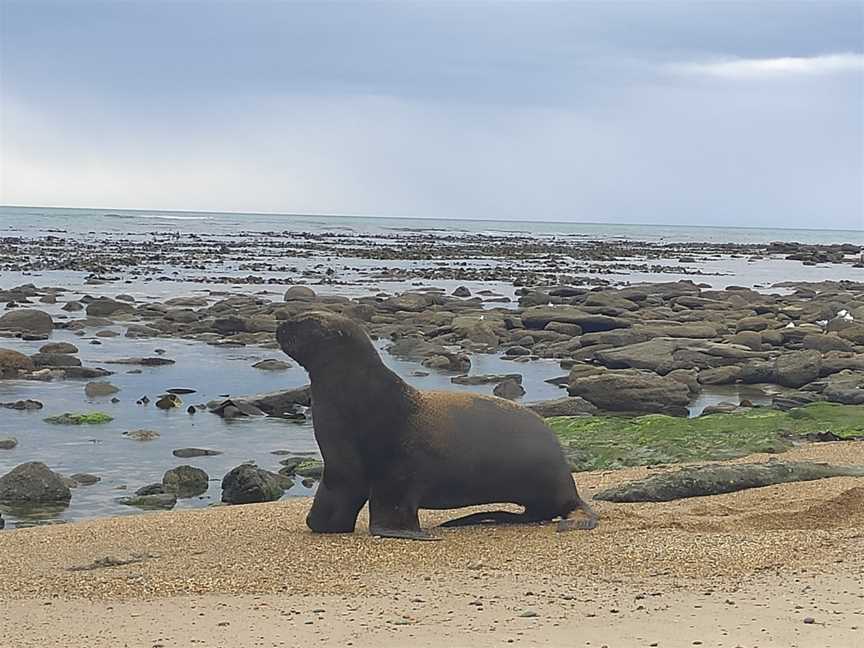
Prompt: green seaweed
<box><xmin>547</xmin><ymin>403</ymin><xmax>864</xmax><ymax>472</ymax></box>
<box><xmin>43</xmin><ymin>412</ymin><xmax>114</xmax><ymax>425</ymax></box>
<box><xmin>293</xmin><ymin>459</ymin><xmax>324</xmax><ymax>479</ymax></box>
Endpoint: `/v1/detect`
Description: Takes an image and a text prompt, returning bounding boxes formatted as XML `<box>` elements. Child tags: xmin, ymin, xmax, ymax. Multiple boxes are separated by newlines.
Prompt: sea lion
<box><xmin>277</xmin><ymin>311</ymin><xmax>597</xmax><ymax>540</ymax></box>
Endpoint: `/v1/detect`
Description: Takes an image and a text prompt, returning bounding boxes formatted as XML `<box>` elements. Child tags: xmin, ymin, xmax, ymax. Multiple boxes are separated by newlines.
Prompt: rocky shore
<box><xmin>1</xmin><ymin>275</ymin><xmax>864</xmax><ymax>524</ymax></box>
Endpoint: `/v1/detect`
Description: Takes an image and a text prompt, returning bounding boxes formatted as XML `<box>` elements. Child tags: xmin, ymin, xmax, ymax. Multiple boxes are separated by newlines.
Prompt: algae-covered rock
<box><xmin>118</xmin><ymin>493</ymin><xmax>177</xmax><ymax>509</ymax></box>
<box><xmin>546</xmin><ymin>403</ymin><xmax>864</xmax><ymax>471</ymax></box>
<box><xmin>293</xmin><ymin>459</ymin><xmax>325</xmax><ymax>479</ymax></box>
<box><xmin>594</xmin><ymin>461</ymin><xmax>864</xmax><ymax>502</ymax></box>
<box><xmin>221</xmin><ymin>464</ymin><xmax>284</xmax><ymax>504</ymax></box>
<box><xmin>162</xmin><ymin>465</ymin><xmax>209</xmax><ymax>498</ymax></box>
<box><xmin>0</xmin><ymin>462</ymin><xmax>71</xmax><ymax>505</ymax></box>
<box><xmin>43</xmin><ymin>412</ymin><xmax>113</xmax><ymax>425</ymax></box>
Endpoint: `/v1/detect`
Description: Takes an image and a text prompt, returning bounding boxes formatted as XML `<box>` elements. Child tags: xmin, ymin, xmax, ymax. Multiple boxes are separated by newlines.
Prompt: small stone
<box><xmin>803</xmin><ymin>617</ymin><xmax>815</xmax><ymax>624</ymax></box>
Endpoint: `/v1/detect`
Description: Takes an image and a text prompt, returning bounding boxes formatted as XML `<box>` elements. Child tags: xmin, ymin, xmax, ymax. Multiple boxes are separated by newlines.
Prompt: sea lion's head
<box><xmin>277</xmin><ymin>311</ymin><xmax>377</xmax><ymax>372</ymax></box>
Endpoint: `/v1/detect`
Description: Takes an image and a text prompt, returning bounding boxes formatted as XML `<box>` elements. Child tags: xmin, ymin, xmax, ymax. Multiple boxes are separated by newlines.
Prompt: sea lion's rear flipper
<box><xmin>556</xmin><ymin>498</ymin><xmax>598</xmax><ymax>532</ymax></box>
<box><xmin>370</xmin><ymin>527</ymin><xmax>441</xmax><ymax>541</ymax></box>
<box><xmin>439</xmin><ymin>510</ymin><xmax>546</xmax><ymax>527</ymax></box>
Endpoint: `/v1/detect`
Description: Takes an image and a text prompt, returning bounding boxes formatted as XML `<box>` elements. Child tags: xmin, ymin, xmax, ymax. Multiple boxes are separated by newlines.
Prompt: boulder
<box><xmin>69</xmin><ymin>473</ymin><xmax>100</xmax><ymax>486</ymax></box>
<box><xmin>209</xmin><ymin>387</ymin><xmax>311</xmax><ymax>419</ymax></box>
<box><xmin>38</xmin><ymin>342</ymin><xmax>78</xmax><ymax>354</ymax></box>
<box><xmin>698</xmin><ymin>366</ymin><xmax>742</xmax><ymax>385</ymax></box>
<box><xmin>493</xmin><ymin>378</ymin><xmax>525</xmax><ymax>400</ymax></box>
<box><xmin>594</xmin><ymin>338</ymin><xmax>682</xmax><ymax>372</ymax></box>
<box><xmin>29</xmin><ymin>352</ymin><xmax>82</xmax><ymax>368</ymax></box>
<box><xmin>521</xmin><ymin>307</ymin><xmax>631</xmax><ymax>332</ymax></box>
<box><xmin>802</xmin><ymin>334</ymin><xmax>855</xmax><ymax>354</ymax></box>
<box><xmin>0</xmin><ymin>437</ymin><xmax>18</xmax><ymax>450</ymax></box>
<box><xmin>378</xmin><ymin>293</ymin><xmax>438</xmax><ymax>313</ymax></box>
<box><xmin>85</xmin><ymin>298</ymin><xmax>134</xmax><ymax>318</ymax></box>
<box><xmin>221</xmin><ymin>464</ymin><xmax>285</xmax><ymax>504</ymax></box>
<box><xmin>84</xmin><ymin>381</ymin><xmax>120</xmax><ymax>398</ymax></box>
<box><xmin>527</xmin><ymin>397</ymin><xmax>598</xmax><ymax>417</ymax></box>
<box><xmin>0</xmin><ymin>462</ymin><xmax>71</xmax><ymax>505</ymax></box>
<box><xmin>252</xmin><ymin>359</ymin><xmax>292</xmax><ymax>371</ymax></box>
<box><xmin>283</xmin><ymin>286</ymin><xmax>317</xmax><ymax>302</ymax></box>
<box><xmin>822</xmin><ymin>370</ymin><xmax>864</xmax><ymax>405</ymax></box>
<box><xmin>212</xmin><ymin>316</ymin><xmax>248</xmax><ymax>334</ymax></box>
<box><xmin>740</xmin><ymin>361</ymin><xmax>777</xmax><ymax>384</ymax></box>
<box><xmin>162</xmin><ymin>465</ymin><xmax>210</xmax><ymax>498</ymax></box>
<box><xmin>0</xmin><ymin>309</ymin><xmax>53</xmax><ymax>336</ymax></box>
<box><xmin>775</xmin><ymin>350</ymin><xmax>822</xmax><ymax>388</ymax></box>
<box><xmin>543</xmin><ymin>322</ymin><xmax>582</xmax><ymax>336</ymax></box>
<box><xmin>568</xmin><ymin>370</ymin><xmax>691</xmax><ymax>416</ymax></box>
<box><xmin>0</xmin><ymin>348</ymin><xmax>34</xmax><ymax>378</ymax></box>
<box><xmin>838</xmin><ymin>324</ymin><xmax>864</xmax><ymax>345</ymax></box>
<box><xmin>118</xmin><ymin>493</ymin><xmax>177</xmax><ymax>509</ymax></box>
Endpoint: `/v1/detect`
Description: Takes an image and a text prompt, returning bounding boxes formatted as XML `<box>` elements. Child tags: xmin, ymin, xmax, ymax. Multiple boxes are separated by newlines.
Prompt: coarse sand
<box><xmin>2</xmin><ymin>441</ymin><xmax>863</xmax><ymax>647</ymax></box>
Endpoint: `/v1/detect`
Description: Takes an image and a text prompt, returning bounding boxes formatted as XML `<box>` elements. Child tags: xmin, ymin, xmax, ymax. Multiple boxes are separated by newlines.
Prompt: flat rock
<box><xmin>118</xmin><ymin>493</ymin><xmax>177</xmax><ymax>509</ymax></box>
<box><xmin>172</xmin><ymin>448</ymin><xmax>223</xmax><ymax>458</ymax></box>
<box><xmin>595</xmin><ymin>461</ymin><xmax>864</xmax><ymax>502</ymax></box>
<box><xmin>122</xmin><ymin>429</ymin><xmax>160</xmax><ymax>441</ymax></box>
<box><xmin>85</xmin><ymin>381</ymin><xmax>120</xmax><ymax>398</ymax></box>
<box><xmin>528</xmin><ymin>397</ymin><xmax>598</xmax><ymax>417</ymax></box>
<box><xmin>252</xmin><ymin>359</ymin><xmax>292</xmax><ymax>371</ymax></box>
<box><xmin>568</xmin><ymin>370</ymin><xmax>690</xmax><ymax>416</ymax></box>
<box><xmin>521</xmin><ymin>306</ymin><xmax>631</xmax><ymax>332</ymax></box>
<box><xmin>103</xmin><ymin>357</ymin><xmax>175</xmax><ymax>366</ymax></box>
<box><xmin>0</xmin><ymin>399</ymin><xmax>43</xmax><ymax>410</ymax></box>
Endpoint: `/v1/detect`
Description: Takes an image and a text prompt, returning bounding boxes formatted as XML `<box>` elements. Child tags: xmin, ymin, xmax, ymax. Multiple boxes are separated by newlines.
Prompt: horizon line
<box><xmin>1</xmin><ymin>203</ymin><xmax>862</xmax><ymax>234</ymax></box>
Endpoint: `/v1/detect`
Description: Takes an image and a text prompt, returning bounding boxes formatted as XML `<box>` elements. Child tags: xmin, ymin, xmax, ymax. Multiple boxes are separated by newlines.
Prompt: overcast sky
<box><xmin>1</xmin><ymin>1</ymin><xmax>862</xmax><ymax>228</ymax></box>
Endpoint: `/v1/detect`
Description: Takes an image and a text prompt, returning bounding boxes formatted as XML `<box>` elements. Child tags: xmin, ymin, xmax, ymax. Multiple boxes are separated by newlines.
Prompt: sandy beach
<box><xmin>3</xmin><ymin>441</ymin><xmax>862</xmax><ymax>648</ymax></box>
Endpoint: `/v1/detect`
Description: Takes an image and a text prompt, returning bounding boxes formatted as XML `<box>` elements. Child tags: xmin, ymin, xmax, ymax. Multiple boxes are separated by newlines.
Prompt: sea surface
<box><xmin>2</xmin><ymin>205</ymin><xmax>863</xmax><ymax>244</ymax></box>
<box><xmin>0</xmin><ymin>205</ymin><xmax>861</xmax><ymax>527</ymax></box>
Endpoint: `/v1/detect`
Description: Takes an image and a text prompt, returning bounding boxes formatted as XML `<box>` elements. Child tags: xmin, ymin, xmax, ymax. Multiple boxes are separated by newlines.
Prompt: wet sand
<box><xmin>2</xmin><ymin>441</ymin><xmax>863</xmax><ymax>647</ymax></box>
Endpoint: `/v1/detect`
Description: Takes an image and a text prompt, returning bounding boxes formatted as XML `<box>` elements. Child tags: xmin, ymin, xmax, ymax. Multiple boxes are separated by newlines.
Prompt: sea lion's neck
<box><xmin>307</xmin><ymin>353</ymin><xmax>414</xmax><ymax>418</ymax></box>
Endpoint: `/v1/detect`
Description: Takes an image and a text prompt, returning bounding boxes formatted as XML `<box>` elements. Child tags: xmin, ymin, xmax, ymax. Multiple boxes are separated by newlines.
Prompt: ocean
<box><xmin>2</xmin><ymin>205</ymin><xmax>862</xmax><ymax>245</ymax></box>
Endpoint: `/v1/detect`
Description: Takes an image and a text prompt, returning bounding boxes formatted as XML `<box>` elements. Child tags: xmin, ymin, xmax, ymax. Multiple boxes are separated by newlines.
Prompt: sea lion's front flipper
<box><xmin>306</xmin><ymin>479</ymin><xmax>368</xmax><ymax>534</ymax></box>
<box><xmin>368</xmin><ymin>486</ymin><xmax>439</xmax><ymax>541</ymax></box>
